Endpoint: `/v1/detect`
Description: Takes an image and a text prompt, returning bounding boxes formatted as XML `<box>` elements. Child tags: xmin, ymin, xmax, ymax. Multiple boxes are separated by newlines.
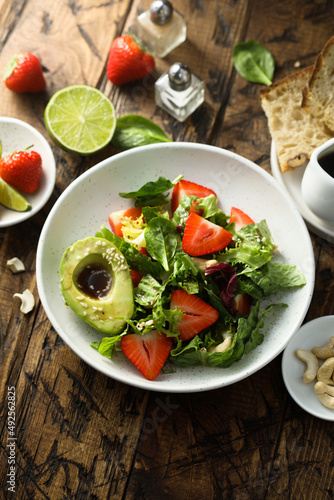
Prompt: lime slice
<box><xmin>44</xmin><ymin>85</ymin><xmax>116</xmax><ymax>155</ymax></box>
<box><xmin>0</xmin><ymin>178</ymin><xmax>31</xmax><ymax>212</ymax></box>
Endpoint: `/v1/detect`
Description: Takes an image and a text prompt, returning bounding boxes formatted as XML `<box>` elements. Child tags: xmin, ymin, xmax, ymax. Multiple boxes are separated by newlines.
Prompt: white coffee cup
<box><xmin>301</xmin><ymin>137</ymin><xmax>334</xmax><ymax>222</ymax></box>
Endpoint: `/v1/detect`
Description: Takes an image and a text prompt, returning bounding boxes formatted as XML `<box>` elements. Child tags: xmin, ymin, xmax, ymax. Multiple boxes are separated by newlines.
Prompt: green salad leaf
<box><xmin>145</xmin><ymin>217</ymin><xmax>180</xmax><ymax>271</ymax></box>
<box><xmin>112</xmin><ymin>114</ymin><xmax>172</xmax><ymax>150</ymax></box>
<box><xmin>233</xmin><ymin>40</ymin><xmax>275</xmax><ymax>86</ymax></box>
<box><xmin>120</xmin><ymin>175</ymin><xmax>182</xmax><ymax>207</ymax></box>
<box><xmin>91</xmin><ymin>334</ymin><xmax>123</xmax><ymax>357</ymax></box>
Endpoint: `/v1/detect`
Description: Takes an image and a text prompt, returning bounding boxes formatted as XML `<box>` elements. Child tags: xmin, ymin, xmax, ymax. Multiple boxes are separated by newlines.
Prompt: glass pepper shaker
<box><xmin>136</xmin><ymin>0</ymin><xmax>186</xmax><ymax>58</ymax></box>
<box><xmin>155</xmin><ymin>62</ymin><xmax>205</xmax><ymax>122</ymax></box>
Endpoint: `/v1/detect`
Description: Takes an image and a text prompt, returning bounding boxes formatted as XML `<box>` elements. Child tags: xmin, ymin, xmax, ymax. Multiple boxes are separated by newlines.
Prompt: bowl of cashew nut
<box><xmin>282</xmin><ymin>316</ymin><xmax>334</xmax><ymax>420</ymax></box>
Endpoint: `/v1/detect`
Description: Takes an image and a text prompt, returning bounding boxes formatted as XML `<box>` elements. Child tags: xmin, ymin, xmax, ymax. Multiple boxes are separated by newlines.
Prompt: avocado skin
<box><xmin>59</xmin><ymin>237</ymin><xmax>134</xmax><ymax>334</ymax></box>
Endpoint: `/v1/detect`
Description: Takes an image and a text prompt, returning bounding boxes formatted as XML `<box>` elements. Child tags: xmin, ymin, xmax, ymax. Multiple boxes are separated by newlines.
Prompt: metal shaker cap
<box><xmin>168</xmin><ymin>63</ymin><xmax>191</xmax><ymax>91</ymax></box>
<box><xmin>150</xmin><ymin>0</ymin><xmax>173</xmax><ymax>25</ymax></box>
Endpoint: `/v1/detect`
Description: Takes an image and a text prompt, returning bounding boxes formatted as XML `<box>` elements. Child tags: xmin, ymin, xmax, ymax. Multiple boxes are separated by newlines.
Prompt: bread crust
<box><xmin>301</xmin><ymin>35</ymin><xmax>334</xmax><ymax>132</ymax></box>
<box><xmin>260</xmin><ymin>66</ymin><xmax>314</xmax><ymax>99</ymax></box>
<box><xmin>260</xmin><ymin>64</ymin><xmax>332</xmax><ymax>172</ymax></box>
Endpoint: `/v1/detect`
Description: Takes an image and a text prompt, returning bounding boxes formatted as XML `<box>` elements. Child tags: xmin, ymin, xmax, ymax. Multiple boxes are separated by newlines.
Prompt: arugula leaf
<box><xmin>197</xmin><ymin>195</ymin><xmax>219</xmax><ymax>218</ymax></box>
<box><xmin>233</xmin><ymin>40</ymin><xmax>275</xmax><ymax>86</ymax></box>
<box><xmin>219</xmin><ymin>221</ymin><xmax>275</xmax><ymax>269</ymax></box>
<box><xmin>135</xmin><ymin>274</ymin><xmax>162</xmax><ymax>307</ymax></box>
<box><xmin>112</xmin><ymin>114</ymin><xmax>172</xmax><ymax>150</ymax></box>
<box><xmin>173</xmin><ymin>194</ymin><xmax>221</xmax><ymax>228</ymax></box>
<box><xmin>242</xmin><ymin>262</ymin><xmax>306</xmax><ymax>296</ymax></box>
<box><xmin>172</xmin><ymin>194</ymin><xmax>197</xmax><ymax>227</ymax></box>
<box><xmin>219</xmin><ymin>242</ymin><xmax>272</xmax><ymax>269</ymax></box>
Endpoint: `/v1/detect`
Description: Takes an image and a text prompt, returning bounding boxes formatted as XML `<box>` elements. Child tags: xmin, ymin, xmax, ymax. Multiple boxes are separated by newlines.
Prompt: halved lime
<box><xmin>44</xmin><ymin>85</ymin><xmax>116</xmax><ymax>155</ymax></box>
<box><xmin>0</xmin><ymin>177</ymin><xmax>31</xmax><ymax>212</ymax></box>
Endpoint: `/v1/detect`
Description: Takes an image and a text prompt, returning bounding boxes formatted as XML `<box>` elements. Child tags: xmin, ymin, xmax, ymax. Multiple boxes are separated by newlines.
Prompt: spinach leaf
<box><xmin>120</xmin><ymin>175</ymin><xmax>182</xmax><ymax>199</ymax></box>
<box><xmin>112</xmin><ymin>114</ymin><xmax>172</xmax><ymax>150</ymax></box>
<box><xmin>96</xmin><ymin>225</ymin><xmax>163</xmax><ymax>278</ymax></box>
<box><xmin>233</xmin><ymin>40</ymin><xmax>275</xmax><ymax>86</ymax></box>
<box><xmin>145</xmin><ymin>217</ymin><xmax>180</xmax><ymax>271</ymax></box>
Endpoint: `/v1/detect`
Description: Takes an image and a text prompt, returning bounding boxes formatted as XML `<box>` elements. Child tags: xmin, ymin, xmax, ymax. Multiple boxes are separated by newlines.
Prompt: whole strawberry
<box><xmin>3</xmin><ymin>52</ymin><xmax>46</xmax><ymax>93</ymax></box>
<box><xmin>0</xmin><ymin>150</ymin><xmax>43</xmax><ymax>194</ymax></box>
<box><xmin>107</xmin><ymin>35</ymin><xmax>155</xmax><ymax>86</ymax></box>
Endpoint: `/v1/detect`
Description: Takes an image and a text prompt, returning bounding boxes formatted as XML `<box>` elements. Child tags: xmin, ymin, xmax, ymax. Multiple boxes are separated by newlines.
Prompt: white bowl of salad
<box><xmin>36</xmin><ymin>142</ymin><xmax>315</xmax><ymax>393</ymax></box>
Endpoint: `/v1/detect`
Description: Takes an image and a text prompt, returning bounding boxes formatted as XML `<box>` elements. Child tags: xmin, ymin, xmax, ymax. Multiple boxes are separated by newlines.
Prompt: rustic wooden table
<box><xmin>1</xmin><ymin>0</ymin><xmax>334</xmax><ymax>498</ymax></box>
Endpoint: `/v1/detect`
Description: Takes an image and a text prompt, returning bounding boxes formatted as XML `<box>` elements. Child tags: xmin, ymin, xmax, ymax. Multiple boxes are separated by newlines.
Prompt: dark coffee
<box><xmin>319</xmin><ymin>151</ymin><xmax>334</xmax><ymax>178</ymax></box>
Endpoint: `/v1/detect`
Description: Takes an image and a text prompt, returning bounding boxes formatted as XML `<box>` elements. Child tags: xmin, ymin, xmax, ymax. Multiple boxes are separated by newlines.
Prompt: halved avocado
<box><xmin>59</xmin><ymin>236</ymin><xmax>134</xmax><ymax>334</ymax></box>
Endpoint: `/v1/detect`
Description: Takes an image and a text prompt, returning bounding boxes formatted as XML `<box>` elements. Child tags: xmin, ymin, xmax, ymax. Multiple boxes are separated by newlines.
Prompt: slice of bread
<box><xmin>260</xmin><ymin>66</ymin><xmax>332</xmax><ymax>172</ymax></box>
<box><xmin>302</xmin><ymin>36</ymin><xmax>334</xmax><ymax>133</ymax></box>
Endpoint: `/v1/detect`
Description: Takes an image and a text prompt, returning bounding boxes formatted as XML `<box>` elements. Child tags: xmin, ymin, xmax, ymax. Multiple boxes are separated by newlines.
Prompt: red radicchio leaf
<box><xmin>205</xmin><ymin>262</ymin><xmax>238</xmax><ymax>314</ymax></box>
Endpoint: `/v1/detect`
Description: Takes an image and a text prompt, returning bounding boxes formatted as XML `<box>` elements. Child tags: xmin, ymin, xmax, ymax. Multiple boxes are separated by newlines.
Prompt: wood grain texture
<box><xmin>0</xmin><ymin>0</ymin><xmax>334</xmax><ymax>498</ymax></box>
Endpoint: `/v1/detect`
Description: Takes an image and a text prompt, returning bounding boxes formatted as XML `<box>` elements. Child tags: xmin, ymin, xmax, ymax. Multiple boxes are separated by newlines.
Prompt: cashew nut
<box><xmin>314</xmin><ymin>381</ymin><xmax>334</xmax><ymax>409</ymax></box>
<box><xmin>13</xmin><ymin>289</ymin><xmax>35</xmax><ymax>314</ymax></box>
<box><xmin>312</xmin><ymin>337</ymin><xmax>334</xmax><ymax>359</ymax></box>
<box><xmin>208</xmin><ymin>337</ymin><xmax>232</xmax><ymax>353</ymax></box>
<box><xmin>7</xmin><ymin>257</ymin><xmax>25</xmax><ymax>274</ymax></box>
<box><xmin>296</xmin><ymin>349</ymin><xmax>319</xmax><ymax>383</ymax></box>
<box><xmin>316</xmin><ymin>357</ymin><xmax>334</xmax><ymax>386</ymax></box>
<box><xmin>191</xmin><ymin>257</ymin><xmax>218</xmax><ymax>272</ymax></box>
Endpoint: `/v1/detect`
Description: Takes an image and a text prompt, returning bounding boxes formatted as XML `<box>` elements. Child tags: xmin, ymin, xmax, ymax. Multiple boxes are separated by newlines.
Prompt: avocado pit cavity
<box><xmin>76</xmin><ymin>262</ymin><xmax>112</xmax><ymax>299</ymax></box>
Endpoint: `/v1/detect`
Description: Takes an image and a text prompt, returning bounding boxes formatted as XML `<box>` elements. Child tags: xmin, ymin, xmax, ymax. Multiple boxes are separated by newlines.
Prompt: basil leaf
<box><xmin>112</xmin><ymin>114</ymin><xmax>172</xmax><ymax>150</ymax></box>
<box><xmin>233</xmin><ymin>40</ymin><xmax>275</xmax><ymax>86</ymax></box>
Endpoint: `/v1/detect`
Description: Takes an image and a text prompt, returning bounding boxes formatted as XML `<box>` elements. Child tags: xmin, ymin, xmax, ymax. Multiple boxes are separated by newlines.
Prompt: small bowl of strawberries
<box><xmin>0</xmin><ymin>116</ymin><xmax>56</xmax><ymax>227</ymax></box>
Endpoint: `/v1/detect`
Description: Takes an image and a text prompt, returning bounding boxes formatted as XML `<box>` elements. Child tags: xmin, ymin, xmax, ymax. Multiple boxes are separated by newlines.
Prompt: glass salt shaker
<box><xmin>155</xmin><ymin>62</ymin><xmax>205</xmax><ymax>122</ymax></box>
<box><xmin>136</xmin><ymin>0</ymin><xmax>186</xmax><ymax>58</ymax></box>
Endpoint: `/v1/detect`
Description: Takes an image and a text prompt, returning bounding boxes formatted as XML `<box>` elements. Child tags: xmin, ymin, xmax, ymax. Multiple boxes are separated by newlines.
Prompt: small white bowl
<box><xmin>0</xmin><ymin>117</ymin><xmax>56</xmax><ymax>228</ymax></box>
<box><xmin>282</xmin><ymin>316</ymin><xmax>334</xmax><ymax>421</ymax></box>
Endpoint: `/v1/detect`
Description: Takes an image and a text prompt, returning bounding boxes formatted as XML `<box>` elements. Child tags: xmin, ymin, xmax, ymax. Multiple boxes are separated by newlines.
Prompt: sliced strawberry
<box><xmin>170</xmin><ymin>289</ymin><xmax>219</xmax><ymax>341</ymax></box>
<box><xmin>234</xmin><ymin>293</ymin><xmax>251</xmax><ymax>315</ymax></box>
<box><xmin>230</xmin><ymin>207</ymin><xmax>254</xmax><ymax>231</ymax></box>
<box><xmin>171</xmin><ymin>179</ymin><xmax>217</xmax><ymax>213</ymax></box>
<box><xmin>182</xmin><ymin>212</ymin><xmax>232</xmax><ymax>256</ymax></box>
<box><xmin>131</xmin><ymin>269</ymin><xmax>143</xmax><ymax>287</ymax></box>
<box><xmin>121</xmin><ymin>330</ymin><xmax>172</xmax><ymax>380</ymax></box>
<box><xmin>130</xmin><ymin>248</ymin><xmax>148</xmax><ymax>287</ymax></box>
<box><xmin>108</xmin><ymin>207</ymin><xmax>143</xmax><ymax>237</ymax></box>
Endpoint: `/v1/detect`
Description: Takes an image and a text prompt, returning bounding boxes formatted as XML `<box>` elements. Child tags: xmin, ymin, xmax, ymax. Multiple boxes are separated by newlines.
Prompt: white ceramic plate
<box><xmin>36</xmin><ymin>143</ymin><xmax>315</xmax><ymax>393</ymax></box>
<box><xmin>271</xmin><ymin>142</ymin><xmax>334</xmax><ymax>242</ymax></box>
<box><xmin>0</xmin><ymin>117</ymin><xmax>56</xmax><ymax>228</ymax></box>
<box><xmin>282</xmin><ymin>316</ymin><xmax>334</xmax><ymax>421</ymax></box>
